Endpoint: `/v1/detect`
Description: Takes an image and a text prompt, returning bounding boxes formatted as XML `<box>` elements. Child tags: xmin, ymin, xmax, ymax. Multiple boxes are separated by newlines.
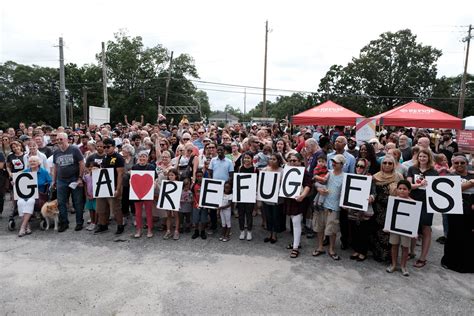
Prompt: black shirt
<box><xmin>101</xmin><ymin>152</ymin><xmax>125</xmax><ymax>189</ymax></box>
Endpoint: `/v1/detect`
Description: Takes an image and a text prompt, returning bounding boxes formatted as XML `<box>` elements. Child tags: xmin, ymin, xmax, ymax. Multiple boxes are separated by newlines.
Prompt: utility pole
<box><xmin>263</xmin><ymin>20</ymin><xmax>269</xmax><ymax>118</ymax></box>
<box><xmin>102</xmin><ymin>42</ymin><xmax>108</xmax><ymax>108</ymax></box>
<box><xmin>59</xmin><ymin>37</ymin><xmax>67</xmax><ymax>127</ymax></box>
<box><xmin>458</xmin><ymin>24</ymin><xmax>473</xmax><ymax>118</ymax></box>
<box><xmin>163</xmin><ymin>51</ymin><xmax>174</xmax><ymax>116</ymax></box>
<box><xmin>157</xmin><ymin>96</ymin><xmax>161</xmax><ymax>121</ymax></box>
<box><xmin>83</xmin><ymin>87</ymin><xmax>88</xmax><ymax>124</ymax></box>
<box><xmin>244</xmin><ymin>88</ymin><xmax>247</xmax><ymax>115</ymax></box>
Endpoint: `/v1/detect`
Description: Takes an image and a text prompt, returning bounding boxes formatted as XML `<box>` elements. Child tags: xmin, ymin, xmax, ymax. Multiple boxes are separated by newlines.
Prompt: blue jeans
<box><xmin>57</xmin><ymin>178</ymin><xmax>84</xmax><ymax>225</ymax></box>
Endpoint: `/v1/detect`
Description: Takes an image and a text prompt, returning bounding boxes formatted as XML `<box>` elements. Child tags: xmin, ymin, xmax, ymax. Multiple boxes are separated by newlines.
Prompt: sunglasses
<box><xmin>104</xmin><ymin>145</ymin><xmax>111</xmax><ymax>149</ymax></box>
<box><xmin>382</xmin><ymin>161</ymin><xmax>393</xmax><ymax>165</ymax></box>
<box><xmin>288</xmin><ymin>159</ymin><xmax>298</xmax><ymax>162</ymax></box>
<box><xmin>453</xmin><ymin>161</ymin><xmax>466</xmax><ymax>165</ymax></box>
<box><xmin>356</xmin><ymin>164</ymin><xmax>366</xmax><ymax>168</ymax></box>
<box><xmin>183</xmin><ymin>138</ymin><xmax>190</xmax><ymax>141</ymax></box>
<box><xmin>198</xmin><ymin>132</ymin><xmax>204</xmax><ymax>134</ymax></box>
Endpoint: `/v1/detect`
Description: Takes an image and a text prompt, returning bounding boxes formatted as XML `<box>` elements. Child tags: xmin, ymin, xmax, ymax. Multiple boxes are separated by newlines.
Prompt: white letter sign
<box><xmin>233</xmin><ymin>173</ymin><xmax>257</xmax><ymax>203</ymax></box>
<box><xmin>257</xmin><ymin>171</ymin><xmax>281</xmax><ymax>204</ymax></box>
<box><xmin>93</xmin><ymin>168</ymin><xmax>115</xmax><ymax>198</ymax></box>
<box><xmin>129</xmin><ymin>171</ymin><xmax>155</xmax><ymax>200</ymax></box>
<box><xmin>279</xmin><ymin>166</ymin><xmax>305</xmax><ymax>199</ymax></box>
<box><xmin>426</xmin><ymin>176</ymin><xmax>463</xmax><ymax>215</ymax></box>
<box><xmin>157</xmin><ymin>180</ymin><xmax>183</xmax><ymax>211</ymax></box>
<box><xmin>384</xmin><ymin>196</ymin><xmax>422</xmax><ymax>238</ymax></box>
<box><xmin>199</xmin><ymin>178</ymin><xmax>225</xmax><ymax>209</ymax></box>
<box><xmin>339</xmin><ymin>174</ymin><xmax>372</xmax><ymax>211</ymax></box>
<box><xmin>13</xmin><ymin>172</ymin><xmax>38</xmax><ymax>200</ymax></box>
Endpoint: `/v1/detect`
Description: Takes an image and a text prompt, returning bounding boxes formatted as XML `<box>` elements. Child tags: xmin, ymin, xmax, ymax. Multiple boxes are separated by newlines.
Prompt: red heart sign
<box><xmin>131</xmin><ymin>173</ymin><xmax>154</xmax><ymax>200</ymax></box>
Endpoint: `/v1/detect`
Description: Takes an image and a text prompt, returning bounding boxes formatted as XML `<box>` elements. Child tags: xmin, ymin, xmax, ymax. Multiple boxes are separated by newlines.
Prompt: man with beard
<box><xmin>438</xmin><ymin>130</ymin><xmax>458</xmax><ymax>167</ymax></box>
<box><xmin>346</xmin><ymin>136</ymin><xmax>359</xmax><ymax>158</ymax></box>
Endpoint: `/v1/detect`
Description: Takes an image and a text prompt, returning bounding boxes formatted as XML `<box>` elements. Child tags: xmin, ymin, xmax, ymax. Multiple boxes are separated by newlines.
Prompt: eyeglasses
<box><xmin>288</xmin><ymin>159</ymin><xmax>298</xmax><ymax>162</ymax></box>
<box><xmin>356</xmin><ymin>164</ymin><xmax>366</xmax><ymax>168</ymax></box>
<box><xmin>208</xmin><ymin>146</ymin><xmax>216</xmax><ymax>149</ymax></box>
<box><xmin>382</xmin><ymin>161</ymin><xmax>393</xmax><ymax>165</ymax></box>
<box><xmin>453</xmin><ymin>161</ymin><xmax>466</xmax><ymax>165</ymax></box>
<box><xmin>159</xmin><ymin>143</ymin><xmax>166</xmax><ymax>146</ymax></box>
<box><xmin>198</xmin><ymin>132</ymin><xmax>204</xmax><ymax>134</ymax></box>
<box><xmin>103</xmin><ymin>145</ymin><xmax>111</xmax><ymax>149</ymax></box>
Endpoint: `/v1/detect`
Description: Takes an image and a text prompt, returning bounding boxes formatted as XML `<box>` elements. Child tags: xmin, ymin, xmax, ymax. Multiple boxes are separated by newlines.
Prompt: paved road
<box><xmin>0</xmin><ymin>199</ymin><xmax>473</xmax><ymax>315</ymax></box>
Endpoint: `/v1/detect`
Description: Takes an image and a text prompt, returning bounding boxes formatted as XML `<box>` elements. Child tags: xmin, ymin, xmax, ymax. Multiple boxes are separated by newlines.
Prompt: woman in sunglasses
<box><xmin>407</xmin><ymin>148</ymin><xmax>439</xmax><ymax>268</ymax></box>
<box><xmin>348</xmin><ymin>158</ymin><xmax>375</xmax><ymax>261</ymax></box>
<box><xmin>441</xmin><ymin>154</ymin><xmax>474</xmax><ymax>273</ymax></box>
<box><xmin>371</xmin><ymin>155</ymin><xmax>403</xmax><ymax>262</ymax></box>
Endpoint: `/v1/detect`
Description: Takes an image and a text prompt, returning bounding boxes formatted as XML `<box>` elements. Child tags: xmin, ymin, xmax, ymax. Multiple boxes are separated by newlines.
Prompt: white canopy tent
<box><xmin>464</xmin><ymin>116</ymin><xmax>474</xmax><ymax>130</ymax></box>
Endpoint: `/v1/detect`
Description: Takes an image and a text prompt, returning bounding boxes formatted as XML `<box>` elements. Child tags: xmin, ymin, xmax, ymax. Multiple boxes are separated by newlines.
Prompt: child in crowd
<box><xmin>254</xmin><ymin>145</ymin><xmax>272</xmax><ymax>169</ymax></box>
<box><xmin>84</xmin><ymin>161</ymin><xmax>99</xmax><ymax>231</ymax></box>
<box><xmin>313</xmin><ymin>155</ymin><xmax>329</xmax><ymax>210</ymax></box>
<box><xmin>218</xmin><ymin>182</ymin><xmax>233</xmax><ymax>242</ymax></box>
<box><xmin>386</xmin><ymin>180</ymin><xmax>414</xmax><ymax>276</ymax></box>
<box><xmin>179</xmin><ymin>178</ymin><xmax>193</xmax><ymax>233</ymax></box>
<box><xmin>434</xmin><ymin>153</ymin><xmax>449</xmax><ymax>176</ymax></box>
<box><xmin>191</xmin><ymin>169</ymin><xmax>207</xmax><ymax>240</ymax></box>
<box><xmin>163</xmin><ymin>169</ymin><xmax>181</xmax><ymax>240</ymax></box>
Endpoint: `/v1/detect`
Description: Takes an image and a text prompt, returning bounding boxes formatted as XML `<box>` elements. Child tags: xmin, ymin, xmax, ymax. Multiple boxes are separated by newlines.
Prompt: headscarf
<box><xmin>355</xmin><ymin>158</ymin><xmax>370</xmax><ymax>175</ymax></box>
<box><xmin>373</xmin><ymin>155</ymin><xmax>403</xmax><ymax>188</ymax></box>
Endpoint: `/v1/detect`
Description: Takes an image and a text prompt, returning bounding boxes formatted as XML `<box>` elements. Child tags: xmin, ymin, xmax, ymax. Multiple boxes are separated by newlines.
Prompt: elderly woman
<box><xmin>370</xmin><ymin>155</ymin><xmax>403</xmax><ymax>262</ymax></box>
<box><xmin>121</xmin><ymin>144</ymin><xmax>136</xmax><ymax>221</ymax></box>
<box><xmin>407</xmin><ymin>148</ymin><xmax>439</xmax><ymax>268</ymax></box>
<box><xmin>441</xmin><ymin>154</ymin><xmax>474</xmax><ymax>273</ymax></box>
<box><xmin>173</xmin><ymin>143</ymin><xmax>198</xmax><ymax>181</ymax></box>
<box><xmin>17</xmin><ymin>156</ymin><xmax>52</xmax><ymax>237</ymax></box>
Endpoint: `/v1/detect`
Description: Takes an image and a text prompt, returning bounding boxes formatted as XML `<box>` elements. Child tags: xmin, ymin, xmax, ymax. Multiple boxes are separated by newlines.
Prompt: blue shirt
<box><xmin>322</xmin><ymin>170</ymin><xmax>344</xmax><ymax>212</ymax></box>
<box><xmin>193</xmin><ymin>139</ymin><xmax>204</xmax><ymax>150</ymax></box>
<box><xmin>210</xmin><ymin>157</ymin><xmax>234</xmax><ymax>181</ymax></box>
<box><xmin>24</xmin><ymin>167</ymin><xmax>52</xmax><ymax>193</ymax></box>
<box><xmin>327</xmin><ymin>151</ymin><xmax>356</xmax><ymax>174</ymax></box>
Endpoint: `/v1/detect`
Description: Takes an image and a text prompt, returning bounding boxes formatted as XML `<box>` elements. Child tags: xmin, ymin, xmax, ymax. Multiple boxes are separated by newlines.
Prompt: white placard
<box><xmin>279</xmin><ymin>166</ymin><xmax>305</xmax><ymax>199</ymax></box>
<box><xmin>257</xmin><ymin>171</ymin><xmax>281</xmax><ymax>204</ymax></box>
<box><xmin>89</xmin><ymin>106</ymin><xmax>110</xmax><ymax>125</ymax></box>
<box><xmin>92</xmin><ymin>168</ymin><xmax>115</xmax><ymax>198</ymax></box>
<box><xmin>157</xmin><ymin>180</ymin><xmax>183</xmax><ymax>211</ymax></box>
<box><xmin>426</xmin><ymin>176</ymin><xmax>463</xmax><ymax>215</ymax></box>
<box><xmin>13</xmin><ymin>172</ymin><xmax>38</xmax><ymax>200</ymax></box>
<box><xmin>199</xmin><ymin>178</ymin><xmax>225</xmax><ymax>209</ymax></box>
<box><xmin>356</xmin><ymin>118</ymin><xmax>376</xmax><ymax>146</ymax></box>
<box><xmin>384</xmin><ymin>196</ymin><xmax>422</xmax><ymax>238</ymax></box>
<box><xmin>129</xmin><ymin>171</ymin><xmax>155</xmax><ymax>200</ymax></box>
<box><xmin>233</xmin><ymin>173</ymin><xmax>257</xmax><ymax>203</ymax></box>
<box><xmin>339</xmin><ymin>174</ymin><xmax>372</xmax><ymax>211</ymax></box>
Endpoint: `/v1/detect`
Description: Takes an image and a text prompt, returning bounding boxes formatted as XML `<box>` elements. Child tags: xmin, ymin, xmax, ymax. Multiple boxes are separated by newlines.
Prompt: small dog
<box><xmin>41</xmin><ymin>200</ymin><xmax>59</xmax><ymax>231</ymax></box>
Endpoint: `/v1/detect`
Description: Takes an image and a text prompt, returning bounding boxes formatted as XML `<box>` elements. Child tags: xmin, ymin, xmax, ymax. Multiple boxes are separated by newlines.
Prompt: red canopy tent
<box><xmin>292</xmin><ymin>100</ymin><xmax>364</xmax><ymax>126</ymax></box>
<box><xmin>371</xmin><ymin>101</ymin><xmax>464</xmax><ymax>129</ymax></box>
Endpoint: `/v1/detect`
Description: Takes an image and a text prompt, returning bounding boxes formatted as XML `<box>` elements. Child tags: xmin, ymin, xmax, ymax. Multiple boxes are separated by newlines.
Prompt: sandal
<box><xmin>312</xmin><ymin>250</ymin><xmax>326</xmax><ymax>257</ymax></box>
<box><xmin>356</xmin><ymin>255</ymin><xmax>366</xmax><ymax>262</ymax></box>
<box><xmin>414</xmin><ymin>259</ymin><xmax>427</xmax><ymax>268</ymax></box>
<box><xmin>350</xmin><ymin>253</ymin><xmax>360</xmax><ymax>260</ymax></box>
<box><xmin>286</xmin><ymin>243</ymin><xmax>302</xmax><ymax>250</ymax></box>
<box><xmin>147</xmin><ymin>232</ymin><xmax>153</xmax><ymax>238</ymax></box>
<box><xmin>408</xmin><ymin>253</ymin><xmax>416</xmax><ymax>260</ymax></box>
<box><xmin>133</xmin><ymin>233</ymin><xmax>142</xmax><ymax>238</ymax></box>
<box><xmin>290</xmin><ymin>249</ymin><xmax>299</xmax><ymax>258</ymax></box>
<box><xmin>329</xmin><ymin>253</ymin><xmax>341</xmax><ymax>261</ymax></box>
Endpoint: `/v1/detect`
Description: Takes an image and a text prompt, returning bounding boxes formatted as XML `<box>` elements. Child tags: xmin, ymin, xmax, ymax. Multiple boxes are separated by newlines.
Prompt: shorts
<box><xmin>419</xmin><ymin>207</ymin><xmax>433</xmax><ymax>227</ymax></box>
<box><xmin>17</xmin><ymin>198</ymin><xmax>35</xmax><ymax>216</ymax></box>
<box><xmin>220</xmin><ymin>209</ymin><xmax>231</xmax><ymax>227</ymax></box>
<box><xmin>85</xmin><ymin>199</ymin><xmax>96</xmax><ymax>211</ymax></box>
<box><xmin>389</xmin><ymin>233</ymin><xmax>411</xmax><ymax>248</ymax></box>
<box><xmin>313</xmin><ymin>209</ymin><xmax>339</xmax><ymax>235</ymax></box>
<box><xmin>192</xmin><ymin>207</ymin><xmax>208</xmax><ymax>225</ymax></box>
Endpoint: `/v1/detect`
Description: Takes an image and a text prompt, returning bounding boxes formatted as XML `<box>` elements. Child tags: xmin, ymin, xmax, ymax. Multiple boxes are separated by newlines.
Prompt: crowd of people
<box><xmin>0</xmin><ymin>116</ymin><xmax>473</xmax><ymax>274</ymax></box>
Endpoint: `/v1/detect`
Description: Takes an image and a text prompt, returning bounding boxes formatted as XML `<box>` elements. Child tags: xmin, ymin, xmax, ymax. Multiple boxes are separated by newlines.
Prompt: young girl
<box><xmin>191</xmin><ymin>169</ymin><xmax>208</xmax><ymax>240</ymax></box>
<box><xmin>386</xmin><ymin>180</ymin><xmax>414</xmax><ymax>276</ymax></box>
<box><xmin>179</xmin><ymin>178</ymin><xmax>193</xmax><ymax>233</ymax></box>
<box><xmin>164</xmin><ymin>169</ymin><xmax>181</xmax><ymax>240</ymax></box>
<box><xmin>218</xmin><ymin>182</ymin><xmax>233</xmax><ymax>242</ymax></box>
<box><xmin>434</xmin><ymin>153</ymin><xmax>449</xmax><ymax>176</ymax></box>
<box><xmin>84</xmin><ymin>161</ymin><xmax>99</xmax><ymax>231</ymax></box>
<box><xmin>313</xmin><ymin>155</ymin><xmax>329</xmax><ymax>210</ymax></box>
<box><xmin>236</xmin><ymin>152</ymin><xmax>257</xmax><ymax>241</ymax></box>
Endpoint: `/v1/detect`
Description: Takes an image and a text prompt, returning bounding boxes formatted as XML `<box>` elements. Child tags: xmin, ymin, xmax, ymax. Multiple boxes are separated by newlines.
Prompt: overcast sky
<box><xmin>1</xmin><ymin>0</ymin><xmax>472</xmax><ymax>113</ymax></box>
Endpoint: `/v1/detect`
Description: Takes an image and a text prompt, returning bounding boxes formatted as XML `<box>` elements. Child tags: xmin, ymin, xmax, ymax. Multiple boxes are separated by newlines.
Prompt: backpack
<box><xmin>178</xmin><ymin>155</ymin><xmax>194</xmax><ymax>180</ymax></box>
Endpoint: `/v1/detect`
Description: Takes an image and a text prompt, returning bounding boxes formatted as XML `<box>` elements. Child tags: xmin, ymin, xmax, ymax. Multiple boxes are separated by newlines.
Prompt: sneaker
<box><xmin>173</xmin><ymin>231</ymin><xmax>180</xmax><ymax>240</ymax></box>
<box><xmin>401</xmin><ymin>267</ymin><xmax>409</xmax><ymax>277</ymax></box>
<box><xmin>386</xmin><ymin>265</ymin><xmax>396</xmax><ymax>273</ymax></box>
<box><xmin>219</xmin><ymin>236</ymin><xmax>224</xmax><ymax>241</ymax></box>
<box><xmin>239</xmin><ymin>231</ymin><xmax>246</xmax><ymax>240</ymax></box>
<box><xmin>58</xmin><ymin>223</ymin><xmax>69</xmax><ymax>233</ymax></box>
<box><xmin>246</xmin><ymin>231</ymin><xmax>252</xmax><ymax>241</ymax></box>
<box><xmin>115</xmin><ymin>225</ymin><xmax>124</xmax><ymax>235</ymax></box>
<box><xmin>87</xmin><ymin>219</ymin><xmax>91</xmax><ymax>224</ymax></box>
<box><xmin>74</xmin><ymin>224</ymin><xmax>83</xmax><ymax>231</ymax></box>
<box><xmin>192</xmin><ymin>230</ymin><xmax>200</xmax><ymax>239</ymax></box>
<box><xmin>200</xmin><ymin>230</ymin><xmax>207</xmax><ymax>240</ymax></box>
<box><xmin>163</xmin><ymin>231</ymin><xmax>172</xmax><ymax>240</ymax></box>
<box><xmin>86</xmin><ymin>223</ymin><xmax>96</xmax><ymax>231</ymax></box>
<box><xmin>94</xmin><ymin>225</ymin><xmax>108</xmax><ymax>234</ymax></box>
<box><xmin>222</xmin><ymin>237</ymin><xmax>229</xmax><ymax>242</ymax></box>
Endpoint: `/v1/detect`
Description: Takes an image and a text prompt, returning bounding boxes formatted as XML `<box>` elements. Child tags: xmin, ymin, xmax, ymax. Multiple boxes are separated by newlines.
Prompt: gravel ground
<box><xmin>0</xmin><ymin>196</ymin><xmax>473</xmax><ymax>315</ymax></box>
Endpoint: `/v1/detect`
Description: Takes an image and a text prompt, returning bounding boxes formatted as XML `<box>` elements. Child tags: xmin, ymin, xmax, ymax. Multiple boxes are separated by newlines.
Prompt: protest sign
<box><xmin>384</xmin><ymin>196</ymin><xmax>422</xmax><ymax>238</ymax></box>
<box><xmin>426</xmin><ymin>176</ymin><xmax>463</xmax><ymax>214</ymax></box>
<box><xmin>339</xmin><ymin>174</ymin><xmax>372</xmax><ymax>211</ymax></box>
<box><xmin>199</xmin><ymin>178</ymin><xmax>225</xmax><ymax>209</ymax></box>
<box><xmin>457</xmin><ymin>130</ymin><xmax>474</xmax><ymax>152</ymax></box>
<box><xmin>257</xmin><ymin>171</ymin><xmax>281</xmax><ymax>203</ymax></box>
<box><xmin>92</xmin><ymin>168</ymin><xmax>115</xmax><ymax>198</ymax></box>
<box><xmin>129</xmin><ymin>171</ymin><xmax>155</xmax><ymax>200</ymax></box>
<box><xmin>157</xmin><ymin>180</ymin><xmax>183</xmax><ymax>211</ymax></box>
<box><xmin>279</xmin><ymin>166</ymin><xmax>305</xmax><ymax>199</ymax></box>
<box><xmin>233</xmin><ymin>173</ymin><xmax>257</xmax><ymax>203</ymax></box>
<box><xmin>13</xmin><ymin>172</ymin><xmax>38</xmax><ymax>200</ymax></box>
<box><xmin>356</xmin><ymin>118</ymin><xmax>376</xmax><ymax>145</ymax></box>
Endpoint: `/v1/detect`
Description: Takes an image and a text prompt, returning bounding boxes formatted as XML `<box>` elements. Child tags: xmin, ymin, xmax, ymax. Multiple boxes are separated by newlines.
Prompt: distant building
<box><xmin>209</xmin><ymin>112</ymin><xmax>239</xmax><ymax>125</ymax></box>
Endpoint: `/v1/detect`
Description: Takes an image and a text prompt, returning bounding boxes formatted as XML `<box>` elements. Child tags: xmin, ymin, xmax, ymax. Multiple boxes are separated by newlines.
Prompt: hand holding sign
<box><xmin>130</xmin><ymin>171</ymin><xmax>155</xmax><ymax>200</ymax></box>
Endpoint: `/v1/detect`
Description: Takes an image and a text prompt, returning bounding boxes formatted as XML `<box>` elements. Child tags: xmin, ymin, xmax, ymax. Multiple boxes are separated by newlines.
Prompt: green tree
<box><xmin>317</xmin><ymin>29</ymin><xmax>442</xmax><ymax>116</ymax></box>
